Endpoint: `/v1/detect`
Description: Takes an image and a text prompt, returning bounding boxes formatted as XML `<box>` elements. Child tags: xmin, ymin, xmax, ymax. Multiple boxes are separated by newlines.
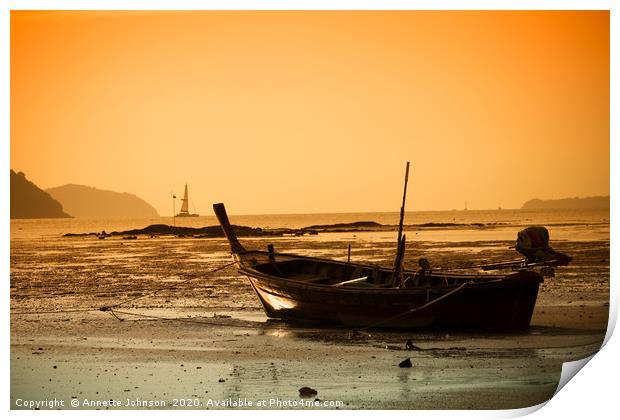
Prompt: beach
<box><xmin>10</xmin><ymin>210</ymin><xmax>610</xmax><ymax>409</ymax></box>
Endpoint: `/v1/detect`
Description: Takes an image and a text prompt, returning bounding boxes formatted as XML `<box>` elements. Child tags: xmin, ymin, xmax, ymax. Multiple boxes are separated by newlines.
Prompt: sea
<box><xmin>10</xmin><ymin>208</ymin><xmax>610</xmax><ymax>243</ymax></box>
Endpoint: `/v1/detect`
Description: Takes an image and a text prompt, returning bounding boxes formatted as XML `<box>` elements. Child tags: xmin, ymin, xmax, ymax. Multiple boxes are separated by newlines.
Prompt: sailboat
<box><xmin>176</xmin><ymin>184</ymin><xmax>199</xmax><ymax>217</ymax></box>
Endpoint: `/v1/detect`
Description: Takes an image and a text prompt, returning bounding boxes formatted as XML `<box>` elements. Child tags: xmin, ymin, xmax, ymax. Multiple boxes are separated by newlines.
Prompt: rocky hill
<box><xmin>46</xmin><ymin>184</ymin><xmax>159</xmax><ymax>219</ymax></box>
<box><xmin>521</xmin><ymin>196</ymin><xmax>610</xmax><ymax>210</ymax></box>
<box><xmin>10</xmin><ymin>170</ymin><xmax>71</xmax><ymax>219</ymax></box>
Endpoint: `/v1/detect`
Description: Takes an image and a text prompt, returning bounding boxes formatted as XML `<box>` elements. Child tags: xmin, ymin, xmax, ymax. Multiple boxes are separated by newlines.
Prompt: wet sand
<box><xmin>10</xmin><ymin>233</ymin><xmax>609</xmax><ymax>409</ymax></box>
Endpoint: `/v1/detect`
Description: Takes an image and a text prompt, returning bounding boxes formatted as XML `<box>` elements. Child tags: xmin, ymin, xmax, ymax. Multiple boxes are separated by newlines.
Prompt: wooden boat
<box><xmin>213</xmin><ymin>203</ymin><xmax>547</xmax><ymax>331</ymax></box>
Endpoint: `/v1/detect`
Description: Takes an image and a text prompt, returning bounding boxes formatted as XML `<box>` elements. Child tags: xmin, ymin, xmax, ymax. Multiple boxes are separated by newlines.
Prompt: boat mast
<box><xmin>391</xmin><ymin>161</ymin><xmax>410</xmax><ymax>287</ymax></box>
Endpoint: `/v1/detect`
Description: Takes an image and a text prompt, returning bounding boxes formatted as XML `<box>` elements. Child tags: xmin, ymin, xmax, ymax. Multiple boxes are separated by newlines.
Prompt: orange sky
<box><xmin>11</xmin><ymin>11</ymin><xmax>609</xmax><ymax>215</ymax></box>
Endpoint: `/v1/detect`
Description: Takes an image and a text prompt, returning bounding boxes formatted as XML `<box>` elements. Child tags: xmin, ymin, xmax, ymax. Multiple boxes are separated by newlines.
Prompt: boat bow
<box><xmin>213</xmin><ymin>203</ymin><xmax>247</xmax><ymax>254</ymax></box>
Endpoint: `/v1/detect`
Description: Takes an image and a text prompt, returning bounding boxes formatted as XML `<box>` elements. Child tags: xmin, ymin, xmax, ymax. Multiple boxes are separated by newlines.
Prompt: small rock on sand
<box><xmin>299</xmin><ymin>387</ymin><xmax>318</xmax><ymax>398</ymax></box>
<box><xmin>399</xmin><ymin>358</ymin><xmax>413</xmax><ymax>368</ymax></box>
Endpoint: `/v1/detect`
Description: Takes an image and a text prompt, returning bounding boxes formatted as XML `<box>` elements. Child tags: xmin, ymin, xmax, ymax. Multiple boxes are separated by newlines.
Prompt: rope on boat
<box><xmin>10</xmin><ymin>261</ymin><xmax>238</xmax><ymax>316</ymax></box>
<box><xmin>10</xmin><ymin>308</ymin><xmax>97</xmax><ymax>315</ymax></box>
<box><xmin>101</xmin><ymin>261</ymin><xmax>238</xmax><ymax>310</ymax></box>
<box><xmin>355</xmin><ymin>281</ymin><xmax>473</xmax><ymax>331</ymax></box>
<box><xmin>105</xmin><ymin>308</ymin><xmax>271</xmax><ymax>329</ymax></box>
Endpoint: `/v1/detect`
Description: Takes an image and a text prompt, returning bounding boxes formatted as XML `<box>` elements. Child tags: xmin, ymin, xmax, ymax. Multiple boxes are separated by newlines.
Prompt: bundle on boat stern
<box><xmin>515</xmin><ymin>226</ymin><xmax>572</xmax><ymax>267</ymax></box>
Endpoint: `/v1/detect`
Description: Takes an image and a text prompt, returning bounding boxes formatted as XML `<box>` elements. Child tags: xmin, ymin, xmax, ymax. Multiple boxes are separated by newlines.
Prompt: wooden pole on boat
<box><xmin>392</xmin><ymin>235</ymin><xmax>406</xmax><ymax>286</ymax></box>
<box><xmin>397</xmin><ymin>162</ymin><xmax>410</xmax><ymax>246</ymax></box>
<box><xmin>391</xmin><ymin>161</ymin><xmax>410</xmax><ymax>286</ymax></box>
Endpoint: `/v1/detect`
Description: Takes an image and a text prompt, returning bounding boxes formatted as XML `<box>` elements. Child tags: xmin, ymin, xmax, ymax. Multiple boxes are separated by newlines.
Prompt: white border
<box><xmin>3</xmin><ymin>2</ymin><xmax>616</xmax><ymax>420</ymax></box>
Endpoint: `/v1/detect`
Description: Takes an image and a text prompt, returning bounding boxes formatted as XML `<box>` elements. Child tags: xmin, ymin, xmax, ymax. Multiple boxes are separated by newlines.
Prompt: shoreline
<box><xmin>59</xmin><ymin>219</ymin><xmax>611</xmax><ymax>238</ymax></box>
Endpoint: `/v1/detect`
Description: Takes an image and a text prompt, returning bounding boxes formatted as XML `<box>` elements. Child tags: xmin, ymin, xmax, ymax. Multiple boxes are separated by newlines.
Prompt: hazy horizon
<box><xmin>10</xmin><ymin>168</ymin><xmax>612</xmax><ymax>218</ymax></box>
<box><xmin>11</xmin><ymin>11</ymin><xmax>609</xmax><ymax>215</ymax></box>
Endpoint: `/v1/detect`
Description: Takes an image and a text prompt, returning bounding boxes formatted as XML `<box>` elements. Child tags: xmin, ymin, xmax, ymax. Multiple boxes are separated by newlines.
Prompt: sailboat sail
<box><xmin>180</xmin><ymin>184</ymin><xmax>189</xmax><ymax>214</ymax></box>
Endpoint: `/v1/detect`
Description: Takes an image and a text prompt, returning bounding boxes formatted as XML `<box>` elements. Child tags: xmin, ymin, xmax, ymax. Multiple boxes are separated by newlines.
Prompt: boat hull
<box><xmin>245</xmin><ymin>272</ymin><xmax>541</xmax><ymax>330</ymax></box>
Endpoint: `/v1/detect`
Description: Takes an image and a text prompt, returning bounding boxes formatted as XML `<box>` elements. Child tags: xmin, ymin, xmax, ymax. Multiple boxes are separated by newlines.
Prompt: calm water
<box><xmin>10</xmin><ymin>208</ymin><xmax>610</xmax><ymax>243</ymax></box>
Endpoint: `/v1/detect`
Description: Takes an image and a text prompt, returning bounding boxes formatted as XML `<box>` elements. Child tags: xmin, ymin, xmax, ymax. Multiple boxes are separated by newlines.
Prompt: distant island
<box><xmin>46</xmin><ymin>184</ymin><xmax>159</xmax><ymax>219</ymax></box>
<box><xmin>521</xmin><ymin>195</ymin><xmax>610</xmax><ymax>210</ymax></box>
<box><xmin>63</xmin><ymin>220</ymin><xmax>511</xmax><ymax>238</ymax></box>
<box><xmin>10</xmin><ymin>170</ymin><xmax>71</xmax><ymax>219</ymax></box>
